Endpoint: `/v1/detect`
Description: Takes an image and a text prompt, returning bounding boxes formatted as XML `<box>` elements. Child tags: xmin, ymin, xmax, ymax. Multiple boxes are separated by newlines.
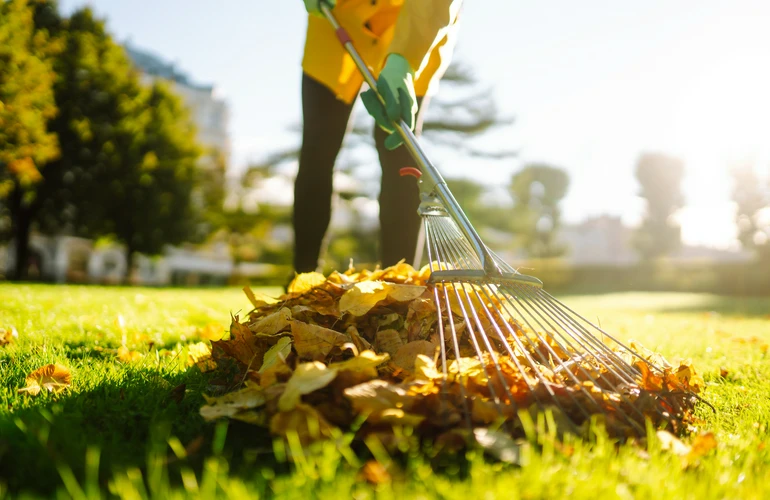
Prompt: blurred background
<box><xmin>1</xmin><ymin>0</ymin><xmax>769</xmax><ymax>294</ymax></box>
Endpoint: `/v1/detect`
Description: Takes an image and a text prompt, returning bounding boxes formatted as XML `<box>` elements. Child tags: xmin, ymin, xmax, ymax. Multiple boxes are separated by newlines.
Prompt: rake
<box><xmin>321</xmin><ymin>5</ymin><xmax>707</xmax><ymax>437</ymax></box>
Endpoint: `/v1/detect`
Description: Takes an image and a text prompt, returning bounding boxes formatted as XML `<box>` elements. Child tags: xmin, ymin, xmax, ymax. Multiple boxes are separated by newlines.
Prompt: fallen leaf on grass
<box><xmin>186</xmin><ymin>342</ymin><xmax>212</xmax><ymax>367</ymax></box>
<box><xmin>200</xmin><ymin>385</ymin><xmax>267</xmax><ymax>421</ymax></box>
<box><xmin>18</xmin><ymin>364</ymin><xmax>72</xmax><ymax>396</ymax></box>
<box><xmin>656</xmin><ymin>430</ymin><xmax>717</xmax><ymax>466</ymax></box>
<box><xmin>0</xmin><ymin>326</ymin><xmax>18</xmax><ymax>346</ymax></box>
<box><xmin>244</xmin><ymin>285</ymin><xmax>279</xmax><ymax>308</ymax></box>
<box><xmin>360</xmin><ymin>460</ymin><xmax>391</xmax><ymax>485</ymax></box>
<box><xmin>212</xmin><ymin>315</ymin><xmax>264</xmax><ymax>368</ymax></box>
<box><xmin>117</xmin><ymin>345</ymin><xmax>143</xmax><ymax>363</ymax></box>
<box><xmin>250</xmin><ymin>308</ymin><xmax>292</xmax><ymax>337</ymax></box>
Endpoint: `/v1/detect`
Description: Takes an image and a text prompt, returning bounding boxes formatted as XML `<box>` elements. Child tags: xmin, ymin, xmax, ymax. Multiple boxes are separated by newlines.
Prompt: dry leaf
<box><xmin>0</xmin><ymin>326</ymin><xmax>18</xmax><ymax>346</ymax></box>
<box><xmin>328</xmin><ymin>350</ymin><xmax>389</xmax><ymax>379</ymax></box>
<box><xmin>244</xmin><ymin>286</ymin><xmax>279</xmax><ymax>308</ymax></box>
<box><xmin>186</xmin><ymin>342</ymin><xmax>212</xmax><ymax>366</ymax></box>
<box><xmin>18</xmin><ymin>364</ymin><xmax>72</xmax><ymax>396</ymax></box>
<box><xmin>287</xmin><ymin>272</ymin><xmax>327</xmax><ymax>295</ymax></box>
<box><xmin>339</xmin><ymin>281</ymin><xmax>392</xmax><ymax>316</ymax></box>
<box><xmin>278</xmin><ymin>361</ymin><xmax>338</xmax><ymax>411</ymax></box>
<box><xmin>291</xmin><ymin>321</ymin><xmax>350</xmax><ymax>360</ymax></box>
<box><xmin>360</xmin><ymin>460</ymin><xmax>391</xmax><ymax>485</ymax></box>
<box><xmin>117</xmin><ymin>345</ymin><xmax>143</xmax><ymax>363</ymax></box>
<box><xmin>375</xmin><ymin>329</ymin><xmax>403</xmax><ymax>357</ymax></box>
<box><xmin>688</xmin><ymin>432</ymin><xmax>717</xmax><ymax>460</ymax></box>
<box><xmin>249</xmin><ymin>308</ymin><xmax>292</xmax><ymax>337</ymax></box>
<box><xmin>393</xmin><ymin>340</ymin><xmax>438</xmax><ymax>372</ymax></box>
<box><xmin>200</xmin><ymin>385</ymin><xmax>267</xmax><ymax>421</ymax></box>
<box><xmin>657</xmin><ymin>430</ymin><xmax>691</xmax><ymax>456</ymax></box>
<box><xmin>198</xmin><ymin>323</ymin><xmax>225</xmax><ymax>341</ymax></box>
<box><xmin>260</xmin><ymin>336</ymin><xmax>292</xmax><ymax>374</ymax></box>
<box><xmin>212</xmin><ymin>315</ymin><xmax>264</xmax><ymax>368</ymax></box>
<box><xmin>270</xmin><ymin>403</ymin><xmax>335</xmax><ymax>446</ymax></box>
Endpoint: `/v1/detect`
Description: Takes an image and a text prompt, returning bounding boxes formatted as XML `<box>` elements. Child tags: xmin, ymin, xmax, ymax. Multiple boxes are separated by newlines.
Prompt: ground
<box><xmin>1</xmin><ymin>284</ymin><xmax>768</xmax><ymax>499</ymax></box>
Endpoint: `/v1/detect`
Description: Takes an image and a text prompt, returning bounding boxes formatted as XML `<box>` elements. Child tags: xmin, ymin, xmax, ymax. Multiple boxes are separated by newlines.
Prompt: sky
<box><xmin>58</xmin><ymin>0</ymin><xmax>770</xmax><ymax>250</ymax></box>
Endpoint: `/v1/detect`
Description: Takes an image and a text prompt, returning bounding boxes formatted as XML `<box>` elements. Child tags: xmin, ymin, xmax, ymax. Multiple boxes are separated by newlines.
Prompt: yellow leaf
<box><xmin>200</xmin><ymin>385</ymin><xmax>267</xmax><ymax>421</ymax></box>
<box><xmin>393</xmin><ymin>341</ymin><xmax>438</xmax><ymax>373</ymax></box>
<box><xmin>186</xmin><ymin>342</ymin><xmax>212</xmax><ymax>366</ymax></box>
<box><xmin>259</xmin><ymin>336</ymin><xmax>292</xmax><ymax>374</ymax></box>
<box><xmin>287</xmin><ymin>272</ymin><xmax>327</xmax><ymax>295</ymax></box>
<box><xmin>386</xmin><ymin>284</ymin><xmax>427</xmax><ymax>303</ymax></box>
<box><xmin>198</xmin><ymin>323</ymin><xmax>225</xmax><ymax>341</ymax></box>
<box><xmin>18</xmin><ymin>364</ymin><xmax>72</xmax><ymax>396</ymax></box>
<box><xmin>249</xmin><ymin>308</ymin><xmax>292</xmax><ymax>337</ymax></box>
<box><xmin>278</xmin><ymin>361</ymin><xmax>338</xmax><ymax>411</ymax></box>
<box><xmin>373</xmin><ymin>408</ymin><xmax>425</xmax><ymax>427</ymax></box>
<box><xmin>117</xmin><ymin>345</ymin><xmax>143</xmax><ymax>363</ymax></box>
<box><xmin>243</xmin><ymin>286</ymin><xmax>279</xmax><ymax>308</ymax></box>
<box><xmin>688</xmin><ymin>432</ymin><xmax>717</xmax><ymax>460</ymax></box>
<box><xmin>291</xmin><ymin>320</ymin><xmax>350</xmax><ymax>360</ymax></box>
<box><xmin>344</xmin><ymin>379</ymin><xmax>415</xmax><ymax>414</ymax></box>
<box><xmin>413</xmin><ymin>354</ymin><xmax>444</xmax><ymax>381</ymax></box>
<box><xmin>328</xmin><ymin>350</ymin><xmax>390</xmax><ymax>378</ymax></box>
<box><xmin>339</xmin><ymin>281</ymin><xmax>391</xmax><ymax>316</ymax></box>
<box><xmin>270</xmin><ymin>403</ymin><xmax>335</xmax><ymax>446</ymax></box>
<box><xmin>0</xmin><ymin>326</ymin><xmax>18</xmax><ymax>346</ymax></box>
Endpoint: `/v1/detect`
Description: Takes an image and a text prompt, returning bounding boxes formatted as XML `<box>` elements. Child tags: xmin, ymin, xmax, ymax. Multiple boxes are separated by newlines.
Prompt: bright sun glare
<box><xmin>668</xmin><ymin>53</ymin><xmax>770</xmax><ymax>249</ymax></box>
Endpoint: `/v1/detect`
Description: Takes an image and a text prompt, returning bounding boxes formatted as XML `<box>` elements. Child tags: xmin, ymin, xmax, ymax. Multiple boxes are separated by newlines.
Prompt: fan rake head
<box><xmin>419</xmin><ymin>204</ymin><xmax>707</xmax><ymax>438</ymax></box>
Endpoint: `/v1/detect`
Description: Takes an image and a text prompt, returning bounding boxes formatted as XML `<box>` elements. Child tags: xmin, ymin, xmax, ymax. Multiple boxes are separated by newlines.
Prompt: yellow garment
<box><xmin>302</xmin><ymin>0</ymin><xmax>462</xmax><ymax>105</ymax></box>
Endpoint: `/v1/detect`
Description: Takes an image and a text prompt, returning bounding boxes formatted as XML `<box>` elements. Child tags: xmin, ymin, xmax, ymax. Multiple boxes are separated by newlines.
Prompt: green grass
<box><xmin>1</xmin><ymin>284</ymin><xmax>769</xmax><ymax>499</ymax></box>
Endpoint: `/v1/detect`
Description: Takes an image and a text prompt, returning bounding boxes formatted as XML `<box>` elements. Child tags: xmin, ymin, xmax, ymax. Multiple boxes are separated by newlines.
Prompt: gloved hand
<box><xmin>361</xmin><ymin>53</ymin><xmax>417</xmax><ymax>150</ymax></box>
<box><xmin>302</xmin><ymin>0</ymin><xmax>335</xmax><ymax>17</ymax></box>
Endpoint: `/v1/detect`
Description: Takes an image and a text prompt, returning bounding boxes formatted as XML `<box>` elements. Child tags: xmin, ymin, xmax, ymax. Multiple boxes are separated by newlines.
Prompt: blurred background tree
<box><xmin>631</xmin><ymin>152</ymin><xmax>685</xmax><ymax>261</ymax></box>
<box><xmin>0</xmin><ymin>0</ymin><xmax>61</xmax><ymax>280</ymax></box>
<box><xmin>731</xmin><ymin>161</ymin><xmax>769</xmax><ymax>261</ymax></box>
<box><xmin>509</xmin><ymin>163</ymin><xmax>570</xmax><ymax>258</ymax></box>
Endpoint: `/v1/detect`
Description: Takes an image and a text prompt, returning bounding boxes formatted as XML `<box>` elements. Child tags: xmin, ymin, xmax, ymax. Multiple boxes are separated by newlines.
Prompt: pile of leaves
<box><xmin>199</xmin><ymin>262</ymin><xmax>705</xmax><ymax>448</ymax></box>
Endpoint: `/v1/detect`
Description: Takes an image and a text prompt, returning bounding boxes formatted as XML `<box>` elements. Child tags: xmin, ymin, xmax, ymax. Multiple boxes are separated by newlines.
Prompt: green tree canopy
<box><xmin>0</xmin><ymin>0</ymin><xmax>61</xmax><ymax>278</ymax></box>
<box><xmin>509</xmin><ymin>163</ymin><xmax>570</xmax><ymax>258</ymax></box>
<box><xmin>631</xmin><ymin>152</ymin><xmax>685</xmax><ymax>261</ymax></box>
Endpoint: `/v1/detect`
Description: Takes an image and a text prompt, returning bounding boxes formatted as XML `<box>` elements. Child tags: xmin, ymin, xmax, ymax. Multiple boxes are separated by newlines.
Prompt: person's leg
<box><xmin>292</xmin><ymin>74</ymin><xmax>356</xmax><ymax>273</ymax></box>
<box><xmin>374</xmin><ymin>96</ymin><xmax>429</xmax><ymax>268</ymax></box>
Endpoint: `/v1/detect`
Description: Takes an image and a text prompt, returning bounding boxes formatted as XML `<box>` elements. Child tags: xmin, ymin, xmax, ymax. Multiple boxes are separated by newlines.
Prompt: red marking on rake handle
<box><xmin>399</xmin><ymin>167</ymin><xmax>422</xmax><ymax>179</ymax></box>
<box><xmin>335</xmin><ymin>27</ymin><xmax>352</xmax><ymax>45</ymax></box>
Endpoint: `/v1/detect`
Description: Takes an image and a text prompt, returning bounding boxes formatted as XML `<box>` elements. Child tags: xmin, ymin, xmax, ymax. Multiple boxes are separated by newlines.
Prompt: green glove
<box><xmin>361</xmin><ymin>53</ymin><xmax>417</xmax><ymax>150</ymax></box>
<box><xmin>303</xmin><ymin>0</ymin><xmax>335</xmax><ymax>17</ymax></box>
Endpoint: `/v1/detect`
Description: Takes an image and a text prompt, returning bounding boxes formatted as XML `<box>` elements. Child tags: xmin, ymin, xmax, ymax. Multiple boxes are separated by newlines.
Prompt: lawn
<box><xmin>1</xmin><ymin>284</ymin><xmax>768</xmax><ymax>499</ymax></box>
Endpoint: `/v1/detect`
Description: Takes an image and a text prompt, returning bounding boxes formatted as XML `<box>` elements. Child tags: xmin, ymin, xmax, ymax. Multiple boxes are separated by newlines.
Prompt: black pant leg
<box><xmin>292</xmin><ymin>74</ymin><xmax>356</xmax><ymax>273</ymax></box>
<box><xmin>374</xmin><ymin>96</ymin><xmax>429</xmax><ymax>268</ymax></box>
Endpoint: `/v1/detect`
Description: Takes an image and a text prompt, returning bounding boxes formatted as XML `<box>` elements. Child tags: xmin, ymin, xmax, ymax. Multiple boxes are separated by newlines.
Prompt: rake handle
<box><xmin>320</xmin><ymin>4</ymin><xmax>502</xmax><ymax>276</ymax></box>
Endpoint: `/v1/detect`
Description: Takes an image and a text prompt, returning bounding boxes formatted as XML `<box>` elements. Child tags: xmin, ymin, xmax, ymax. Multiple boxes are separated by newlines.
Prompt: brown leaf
<box><xmin>270</xmin><ymin>403</ymin><xmax>335</xmax><ymax>447</ymax></box>
<box><xmin>169</xmin><ymin>383</ymin><xmax>186</xmax><ymax>404</ymax></box>
<box><xmin>249</xmin><ymin>308</ymin><xmax>292</xmax><ymax>337</ymax></box>
<box><xmin>375</xmin><ymin>329</ymin><xmax>403</xmax><ymax>357</ymax></box>
<box><xmin>688</xmin><ymin>432</ymin><xmax>717</xmax><ymax>460</ymax></box>
<box><xmin>393</xmin><ymin>340</ymin><xmax>438</xmax><ymax>373</ymax></box>
<box><xmin>18</xmin><ymin>364</ymin><xmax>72</xmax><ymax>396</ymax></box>
<box><xmin>212</xmin><ymin>315</ymin><xmax>264</xmax><ymax>368</ymax></box>
<box><xmin>291</xmin><ymin>320</ymin><xmax>350</xmax><ymax>361</ymax></box>
<box><xmin>344</xmin><ymin>379</ymin><xmax>417</xmax><ymax>415</ymax></box>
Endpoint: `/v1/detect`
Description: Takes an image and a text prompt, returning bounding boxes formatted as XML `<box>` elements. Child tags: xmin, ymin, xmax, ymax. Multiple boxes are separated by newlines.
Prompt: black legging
<box><xmin>292</xmin><ymin>73</ymin><xmax>427</xmax><ymax>273</ymax></box>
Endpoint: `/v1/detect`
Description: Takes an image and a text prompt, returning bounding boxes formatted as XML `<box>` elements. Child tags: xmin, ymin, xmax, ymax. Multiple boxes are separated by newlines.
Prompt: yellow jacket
<box><xmin>302</xmin><ymin>0</ymin><xmax>463</xmax><ymax>105</ymax></box>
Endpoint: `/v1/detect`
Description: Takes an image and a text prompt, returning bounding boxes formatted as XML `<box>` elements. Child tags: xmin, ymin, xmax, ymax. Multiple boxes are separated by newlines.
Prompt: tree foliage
<box><xmin>731</xmin><ymin>161</ymin><xmax>769</xmax><ymax>260</ymax></box>
<box><xmin>0</xmin><ymin>0</ymin><xmax>61</xmax><ymax>278</ymax></box>
<box><xmin>631</xmin><ymin>152</ymin><xmax>685</xmax><ymax>261</ymax></box>
<box><xmin>509</xmin><ymin>163</ymin><xmax>570</xmax><ymax>258</ymax></box>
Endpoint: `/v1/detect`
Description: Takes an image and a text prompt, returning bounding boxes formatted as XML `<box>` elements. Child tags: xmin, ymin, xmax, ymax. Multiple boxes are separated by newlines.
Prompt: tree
<box><xmin>731</xmin><ymin>161</ymin><xmax>769</xmax><ymax>259</ymax></box>
<box><xmin>0</xmin><ymin>0</ymin><xmax>61</xmax><ymax>279</ymax></box>
<box><xmin>631</xmin><ymin>152</ymin><xmax>685</xmax><ymax>261</ymax></box>
<box><xmin>509</xmin><ymin>163</ymin><xmax>570</xmax><ymax>258</ymax></box>
<box><xmin>93</xmin><ymin>81</ymin><xmax>202</xmax><ymax>280</ymax></box>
